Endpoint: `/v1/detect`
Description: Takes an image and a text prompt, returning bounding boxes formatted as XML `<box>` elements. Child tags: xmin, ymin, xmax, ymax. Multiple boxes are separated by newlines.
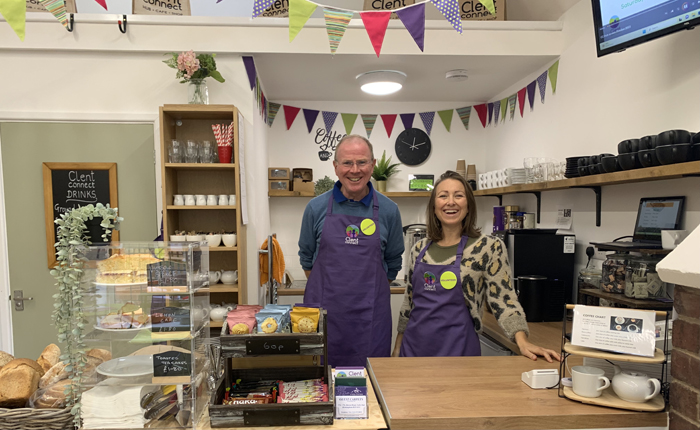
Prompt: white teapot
<box><xmin>209</xmin><ymin>270</ymin><xmax>221</xmax><ymax>284</ymax></box>
<box><xmin>191</xmin><ymin>305</ymin><xmax>210</xmax><ymax>322</ymax></box>
<box><xmin>611</xmin><ymin>365</ymin><xmax>661</xmax><ymax>403</ymax></box>
<box><xmin>210</xmin><ymin>304</ymin><xmax>234</xmax><ymax>322</ymax></box>
<box><xmin>221</xmin><ymin>270</ymin><xmax>238</xmax><ymax>285</ymax></box>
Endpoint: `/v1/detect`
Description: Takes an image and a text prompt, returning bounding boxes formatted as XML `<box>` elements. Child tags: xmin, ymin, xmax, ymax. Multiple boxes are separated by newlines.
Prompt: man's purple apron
<box><xmin>400</xmin><ymin>236</ymin><xmax>481</xmax><ymax>357</ymax></box>
<box><xmin>304</xmin><ymin>192</ymin><xmax>391</xmax><ymax>367</ymax></box>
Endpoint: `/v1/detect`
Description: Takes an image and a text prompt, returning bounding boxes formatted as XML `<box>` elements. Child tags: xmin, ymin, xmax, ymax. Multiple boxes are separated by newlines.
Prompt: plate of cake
<box><xmin>95</xmin><ymin>303</ymin><xmax>151</xmax><ymax>332</ymax></box>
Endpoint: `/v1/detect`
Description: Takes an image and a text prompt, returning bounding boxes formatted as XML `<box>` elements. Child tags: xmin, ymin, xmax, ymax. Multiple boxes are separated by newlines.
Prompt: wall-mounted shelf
<box><xmin>165</xmin><ymin>163</ymin><xmax>236</xmax><ymax>171</ymax></box>
<box><xmin>268</xmin><ymin>190</ymin><xmax>315</xmax><ymax>197</ymax></box>
<box><xmin>167</xmin><ymin>205</ymin><xmax>237</xmax><ymax>210</ymax></box>
<box><xmin>578</xmin><ymin>288</ymin><xmax>673</xmax><ymax>310</ymax></box>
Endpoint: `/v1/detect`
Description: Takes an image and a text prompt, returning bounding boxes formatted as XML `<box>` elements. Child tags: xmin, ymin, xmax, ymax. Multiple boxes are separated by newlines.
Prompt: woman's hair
<box><xmin>426</xmin><ymin>170</ymin><xmax>481</xmax><ymax>241</ymax></box>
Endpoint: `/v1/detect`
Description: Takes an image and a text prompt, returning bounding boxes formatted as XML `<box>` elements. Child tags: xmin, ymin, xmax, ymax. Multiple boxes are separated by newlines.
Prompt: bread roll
<box><xmin>86</xmin><ymin>348</ymin><xmax>112</xmax><ymax>363</ymax></box>
<box><xmin>37</xmin><ymin>344</ymin><xmax>61</xmax><ymax>373</ymax></box>
<box><xmin>0</xmin><ymin>359</ymin><xmax>44</xmax><ymax>407</ymax></box>
<box><xmin>33</xmin><ymin>379</ymin><xmax>71</xmax><ymax>409</ymax></box>
<box><xmin>0</xmin><ymin>351</ymin><xmax>14</xmax><ymax>370</ymax></box>
<box><xmin>39</xmin><ymin>361</ymin><xmax>67</xmax><ymax>389</ymax></box>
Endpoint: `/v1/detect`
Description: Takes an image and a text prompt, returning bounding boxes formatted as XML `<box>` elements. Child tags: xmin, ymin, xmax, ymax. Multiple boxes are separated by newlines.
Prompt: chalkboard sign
<box><xmin>246</xmin><ymin>338</ymin><xmax>301</xmax><ymax>355</ymax></box>
<box><xmin>153</xmin><ymin>350</ymin><xmax>191</xmax><ymax>378</ymax></box>
<box><xmin>42</xmin><ymin>163</ymin><xmax>118</xmax><ymax>268</ymax></box>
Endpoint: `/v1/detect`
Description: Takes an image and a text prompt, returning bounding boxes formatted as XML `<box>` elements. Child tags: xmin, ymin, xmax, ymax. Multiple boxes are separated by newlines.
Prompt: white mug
<box><xmin>218</xmin><ymin>195</ymin><xmax>229</xmax><ymax>206</ymax></box>
<box><xmin>195</xmin><ymin>195</ymin><xmax>207</xmax><ymax>206</ymax></box>
<box><xmin>229</xmin><ymin>194</ymin><xmax>236</xmax><ymax>205</ymax></box>
<box><xmin>572</xmin><ymin>366</ymin><xmax>610</xmax><ymax>398</ymax></box>
<box><xmin>173</xmin><ymin>194</ymin><xmax>184</xmax><ymax>206</ymax></box>
<box><xmin>207</xmin><ymin>195</ymin><xmax>218</xmax><ymax>206</ymax></box>
<box><xmin>661</xmin><ymin>230</ymin><xmax>688</xmax><ymax>250</ymax></box>
<box><xmin>222</xmin><ymin>233</ymin><xmax>237</xmax><ymax>247</ymax></box>
<box><xmin>184</xmin><ymin>195</ymin><xmax>196</xmax><ymax>206</ymax></box>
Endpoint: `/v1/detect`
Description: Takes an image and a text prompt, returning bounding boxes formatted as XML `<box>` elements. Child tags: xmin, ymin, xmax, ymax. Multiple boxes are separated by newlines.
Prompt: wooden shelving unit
<box><xmin>159</xmin><ymin>104</ymin><xmax>247</xmax><ymax>314</ymax></box>
<box><xmin>578</xmin><ymin>288</ymin><xmax>673</xmax><ymax>310</ymax></box>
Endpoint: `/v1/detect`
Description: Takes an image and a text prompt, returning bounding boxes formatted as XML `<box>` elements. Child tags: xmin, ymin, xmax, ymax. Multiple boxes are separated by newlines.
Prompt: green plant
<box><xmin>163</xmin><ymin>50</ymin><xmax>225</xmax><ymax>83</ymax></box>
<box><xmin>50</xmin><ymin>204</ymin><xmax>122</xmax><ymax>423</ymax></box>
<box><xmin>372</xmin><ymin>150</ymin><xmax>401</xmax><ymax>181</ymax></box>
<box><xmin>315</xmin><ymin>176</ymin><xmax>335</xmax><ymax>196</ymax></box>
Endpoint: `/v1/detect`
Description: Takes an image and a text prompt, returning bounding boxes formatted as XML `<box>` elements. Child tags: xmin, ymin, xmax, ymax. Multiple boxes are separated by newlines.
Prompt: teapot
<box><xmin>209</xmin><ymin>270</ymin><xmax>221</xmax><ymax>284</ymax></box>
<box><xmin>210</xmin><ymin>304</ymin><xmax>234</xmax><ymax>322</ymax></box>
<box><xmin>221</xmin><ymin>270</ymin><xmax>238</xmax><ymax>285</ymax></box>
<box><xmin>611</xmin><ymin>365</ymin><xmax>661</xmax><ymax>403</ymax></box>
<box><xmin>191</xmin><ymin>305</ymin><xmax>210</xmax><ymax>322</ymax></box>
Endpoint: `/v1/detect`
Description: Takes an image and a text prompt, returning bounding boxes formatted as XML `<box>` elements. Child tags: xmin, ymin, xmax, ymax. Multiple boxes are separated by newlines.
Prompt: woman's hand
<box><xmin>392</xmin><ymin>333</ymin><xmax>404</xmax><ymax>357</ymax></box>
<box><xmin>514</xmin><ymin>331</ymin><xmax>562</xmax><ymax>362</ymax></box>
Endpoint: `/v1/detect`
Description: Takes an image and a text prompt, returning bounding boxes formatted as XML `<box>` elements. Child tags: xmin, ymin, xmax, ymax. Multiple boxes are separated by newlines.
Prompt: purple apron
<box><xmin>303</xmin><ymin>192</ymin><xmax>391</xmax><ymax>367</ymax></box>
<box><xmin>400</xmin><ymin>236</ymin><xmax>481</xmax><ymax>357</ymax></box>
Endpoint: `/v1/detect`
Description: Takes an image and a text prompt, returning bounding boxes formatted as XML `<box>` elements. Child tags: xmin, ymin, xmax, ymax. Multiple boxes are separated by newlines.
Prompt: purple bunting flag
<box><xmin>322</xmin><ymin>111</ymin><xmax>338</xmax><ymax>134</ymax></box>
<box><xmin>395</xmin><ymin>3</ymin><xmax>425</xmax><ymax>51</ymax></box>
<box><xmin>537</xmin><ymin>70</ymin><xmax>548</xmax><ymax>104</ymax></box>
<box><xmin>419</xmin><ymin>111</ymin><xmax>435</xmax><ymax>135</ymax></box>
<box><xmin>400</xmin><ymin>113</ymin><xmax>415</xmax><ymax>130</ymax></box>
<box><xmin>487</xmin><ymin>102</ymin><xmax>494</xmax><ymax>126</ymax></box>
<box><xmin>493</xmin><ymin>100</ymin><xmax>501</xmax><ymax>125</ymax></box>
<box><xmin>430</xmin><ymin>0</ymin><xmax>462</xmax><ymax>34</ymax></box>
<box><xmin>526</xmin><ymin>80</ymin><xmax>537</xmax><ymax>111</ymax></box>
<box><xmin>252</xmin><ymin>0</ymin><xmax>275</xmax><ymax>17</ymax></box>
<box><xmin>242</xmin><ymin>56</ymin><xmax>256</xmax><ymax>90</ymax></box>
<box><xmin>303</xmin><ymin>109</ymin><xmax>320</xmax><ymax>133</ymax></box>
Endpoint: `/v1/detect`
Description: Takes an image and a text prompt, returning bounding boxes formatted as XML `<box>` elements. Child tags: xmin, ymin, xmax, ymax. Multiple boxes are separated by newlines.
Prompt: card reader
<box><xmin>521</xmin><ymin>369</ymin><xmax>559</xmax><ymax>389</ymax></box>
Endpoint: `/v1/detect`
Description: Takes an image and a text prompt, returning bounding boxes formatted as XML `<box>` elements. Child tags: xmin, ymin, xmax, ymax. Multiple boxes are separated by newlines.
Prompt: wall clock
<box><xmin>395</xmin><ymin>128</ymin><xmax>431</xmax><ymax>166</ymax></box>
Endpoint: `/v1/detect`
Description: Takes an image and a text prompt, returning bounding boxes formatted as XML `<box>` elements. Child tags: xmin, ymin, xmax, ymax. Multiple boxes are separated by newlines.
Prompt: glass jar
<box><xmin>624</xmin><ymin>255</ymin><xmax>665</xmax><ymax>299</ymax></box>
<box><xmin>578</xmin><ymin>268</ymin><xmax>602</xmax><ymax>292</ymax></box>
<box><xmin>188</xmin><ymin>79</ymin><xmax>209</xmax><ymax>105</ymax></box>
<box><xmin>505</xmin><ymin>205</ymin><xmax>520</xmax><ymax>230</ymax></box>
<box><xmin>601</xmin><ymin>252</ymin><xmax>629</xmax><ymax>294</ymax></box>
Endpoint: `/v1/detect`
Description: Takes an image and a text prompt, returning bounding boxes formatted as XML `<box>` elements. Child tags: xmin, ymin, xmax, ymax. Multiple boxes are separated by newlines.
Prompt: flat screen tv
<box><xmin>592</xmin><ymin>0</ymin><xmax>700</xmax><ymax>57</ymax></box>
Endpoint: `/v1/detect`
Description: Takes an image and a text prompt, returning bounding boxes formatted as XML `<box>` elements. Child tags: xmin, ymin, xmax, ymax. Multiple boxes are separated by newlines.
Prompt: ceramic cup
<box><xmin>195</xmin><ymin>195</ymin><xmax>207</xmax><ymax>206</ymax></box>
<box><xmin>207</xmin><ymin>195</ymin><xmax>218</xmax><ymax>206</ymax></box>
<box><xmin>184</xmin><ymin>195</ymin><xmax>196</xmax><ymax>206</ymax></box>
<box><xmin>209</xmin><ymin>270</ymin><xmax>221</xmax><ymax>284</ymax></box>
<box><xmin>661</xmin><ymin>230</ymin><xmax>689</xmax><ymax>250</ymax></box>
<box><xmin>572</xmin><ymin>366</ymin><xmax>610</xmax><ymax>398</ymax></box>
<box><xmin>218</xmin><ymin>195</ymin><xmax>229</xmax><ymax>206</ymax></box>
<box><xmin>206</xmin><ymin>234</ymin><xmax>222</xmax><ymax>248</ymax></box>
<box><xmin>229</xmin><ymin>194</ymin><xmax>236</xmax><ymax>205</ymax></box>
<box><xmin>222</xmin><ymin>233</ymin><xmax>237</xmax><ymax>247</ymax></box>
<box><xmin>173</xmin><ymin>194</ymin><xmax>184</xmax><ymax>206</ymax></box>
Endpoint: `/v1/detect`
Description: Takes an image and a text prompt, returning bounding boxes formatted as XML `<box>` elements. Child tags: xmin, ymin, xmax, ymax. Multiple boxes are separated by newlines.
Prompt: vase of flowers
<box><xmin>164</xmin><ymin>50</ymin><xmax>225</xmax><ymax>105</ymax></box>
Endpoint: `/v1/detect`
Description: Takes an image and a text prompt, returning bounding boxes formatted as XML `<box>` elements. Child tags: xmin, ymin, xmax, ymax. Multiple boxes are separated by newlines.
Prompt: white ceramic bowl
<box><xmin>170</xmin><ymin>235</ymin><xmax>186</xmax><ymax>242</ymax></box>
<box><xmin>186</xmin><ymin>235</ymin><xmax>204</xmax><ymax>242</ymax></box>
<box><xmin>222</xmin><ymin>234</ymin><xmax>237</xmax><ymax>247</ymax></box>
<box><xmin>205</xmin><ymin>234</ymin><xmax>222</xmax><ymax>248</ymax></box>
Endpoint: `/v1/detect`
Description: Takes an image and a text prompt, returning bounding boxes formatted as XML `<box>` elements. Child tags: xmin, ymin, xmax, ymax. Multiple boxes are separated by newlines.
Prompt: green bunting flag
<box><xmin>499</xmin><ymin>97</ymin><xmax>508</xmax><ymax>123</ymax></box>
<box><xmin>437</xmin><ymin>109</ymin><xmax>454</xmax><ymax>132</ymax></box>
<box><xmin>0</xmin><ymin>0</ymin><xmax>26</xmax><ymax>41</ymax></box>
<box><xmin>342</xmin><ymin>113</ymin><xmax>358</xmax><ymax>135</ymax></box>
<box><xmin>478</xmin><ymin>0</ymin><xmax>496</xmax><ymax>15</ymax></box>
<box><xmin>548</xmin><ymin>60</ymin><xmax>560</xmax><ymax>94</ymax></box>
<box><xmin>289</xmin><ymin>0</ymin><xmax>317</xmax><ymax>43</ymax></box>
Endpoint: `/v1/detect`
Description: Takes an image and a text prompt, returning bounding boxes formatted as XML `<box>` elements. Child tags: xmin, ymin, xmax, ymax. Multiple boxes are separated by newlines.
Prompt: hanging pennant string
<box><xmin>257</xmin><ymin>0</ymin><xmax>432</xmax><ymax>16</ymax></box>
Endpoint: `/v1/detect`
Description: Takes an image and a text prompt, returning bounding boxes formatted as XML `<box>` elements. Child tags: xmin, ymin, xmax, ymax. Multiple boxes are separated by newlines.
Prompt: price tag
<box><xmin>153</xmin><ymin>351</ymin><xmax>191</xmax><ymax>378</ymax></box>
<box><xmin>246</xmin><ymin>338</ymin><xmax>300</xmax><ymax>355</ymax></box>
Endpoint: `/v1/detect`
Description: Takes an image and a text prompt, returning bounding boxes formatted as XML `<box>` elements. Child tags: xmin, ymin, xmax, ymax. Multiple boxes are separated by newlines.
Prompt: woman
<box><xmin>392</xmin><ymin>171</ymin><xmax>560</xmax><ymax>361</ymax></box>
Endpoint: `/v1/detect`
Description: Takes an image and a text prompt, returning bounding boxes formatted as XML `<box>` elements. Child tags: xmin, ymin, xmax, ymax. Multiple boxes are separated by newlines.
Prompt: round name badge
<box><xmin>360</xmin><ymin>218</ymin><xmax>376</xmax><ymax>236</ymax></box>
<box><xmin>440</xmin><ymin>271</ymin><xmax>458</xmax><ymax>290</ymax></box>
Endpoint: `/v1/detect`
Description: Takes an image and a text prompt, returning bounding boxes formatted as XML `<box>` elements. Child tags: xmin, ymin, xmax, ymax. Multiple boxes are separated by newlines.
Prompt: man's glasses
<box><xmin>339</xmin><ymin>160</ymin><xmax>371</xmax><ymax>168</ymax></box>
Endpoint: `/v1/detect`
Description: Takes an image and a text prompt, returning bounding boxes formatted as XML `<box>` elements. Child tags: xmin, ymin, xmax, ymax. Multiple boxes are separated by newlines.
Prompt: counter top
<box><xmin>367</xmin><ymin>356</ymin><xmax>667</xmax><ymax>430</ymax></box>
<box><xmin>481</xmin><ymin>311</ymin><xmax>569</xmax><ymax>355</ymax></box>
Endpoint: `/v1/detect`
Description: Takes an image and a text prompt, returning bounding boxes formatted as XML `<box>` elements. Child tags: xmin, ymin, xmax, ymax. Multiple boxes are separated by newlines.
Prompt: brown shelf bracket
<box><xmin>573</xmin><ymin>186</ymin><xmax>602</xmax><ymax>227</ymax></box>
<box><xmin>516</xmin><ymin>191</ymin><xmax>541</xmax><ymax>223</ymax></box>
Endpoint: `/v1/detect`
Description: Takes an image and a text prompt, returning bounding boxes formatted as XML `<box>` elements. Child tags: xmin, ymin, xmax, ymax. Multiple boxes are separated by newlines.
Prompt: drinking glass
<box><xmin>185</xmin><ymin>140</ymin><xmax>199</xmax><ymax>163</ymax></box>
<box><xmin>523</xmin><ymin>157</ymin><xmax>537</xmax><ymax>183</ymax></box>
<box><xmin>199</xmin><ymin>140</ymin><xmax>214</xmax><ymax>163</ymax></box>
<box><xmin>168</xmin><ymin>139</ymin><xmax>182</xmax><ymax>163</ymax></box>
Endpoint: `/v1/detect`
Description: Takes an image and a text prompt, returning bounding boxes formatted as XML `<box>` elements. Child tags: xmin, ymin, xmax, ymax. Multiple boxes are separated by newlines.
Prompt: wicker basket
<box><xmin>0</xmin><ymin>407</ymin><xmax>74</xmax><ymax>430</ymax></box>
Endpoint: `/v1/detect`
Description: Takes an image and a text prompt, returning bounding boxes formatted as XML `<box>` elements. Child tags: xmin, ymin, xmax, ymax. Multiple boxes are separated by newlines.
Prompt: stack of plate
<box><xmin>506</xmin><ymin>167</ymin><xmax>527</xmax><ymax>184</ymax></box>
<box><xmin>565</xmin><ymin>156</ymin><xmax>586</xmax><ymax>178</ymax></box>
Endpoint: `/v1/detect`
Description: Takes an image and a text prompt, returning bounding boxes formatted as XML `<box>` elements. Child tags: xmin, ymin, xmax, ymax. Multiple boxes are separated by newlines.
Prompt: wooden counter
<box><xmin>367</xmin><ymin>356</ymin><xmax>667</xmax><ymax>430</ymax></box>
<box><xmin>481</xmin><ymin>311</ymin><xmax>568</xmax><ymax>355</ymax></box>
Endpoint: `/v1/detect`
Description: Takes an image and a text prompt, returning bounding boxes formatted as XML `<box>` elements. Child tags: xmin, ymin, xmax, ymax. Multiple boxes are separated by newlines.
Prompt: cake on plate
<box><xmin>96</xmin><ymin>253</ymin><xmax>159</xmax><ymax>284</ymax></box>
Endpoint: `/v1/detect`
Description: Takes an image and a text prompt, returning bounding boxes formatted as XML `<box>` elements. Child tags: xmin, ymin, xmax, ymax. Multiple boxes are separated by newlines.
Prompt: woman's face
<box><xmin>434</xmin><ymin>178</ymin><xmax>468</xmax><ymax>228</ymax></box>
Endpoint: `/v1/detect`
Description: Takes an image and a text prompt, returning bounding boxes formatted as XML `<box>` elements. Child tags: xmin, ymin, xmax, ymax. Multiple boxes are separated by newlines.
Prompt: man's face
<box><xmin>333</xmin><ymin>139</ymin><xmax>376</xmax><ymax>199</ymax></box>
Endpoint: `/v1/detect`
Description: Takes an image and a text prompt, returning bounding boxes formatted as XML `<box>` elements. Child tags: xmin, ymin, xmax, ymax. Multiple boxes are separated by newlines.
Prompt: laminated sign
<box><xmin>363</xmin><ymin>0</ymin><xmax>415</xmax><ymax>19</ymax></box>
<box><xmin>26</xmin><ymin>0</ymin><xmax>77</xmax><ymax>13</ymax></box>
<box><xmin>132</xmin><ymin>0</ymin><xmax>191</xmax><ymax>16</ymax></box>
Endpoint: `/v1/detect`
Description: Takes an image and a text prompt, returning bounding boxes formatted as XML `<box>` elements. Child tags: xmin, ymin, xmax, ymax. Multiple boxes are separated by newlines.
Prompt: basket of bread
<box><xmin>0</xmin><ymin>344</ymin><xmax>112</xmax><ymax>430</ymax></box>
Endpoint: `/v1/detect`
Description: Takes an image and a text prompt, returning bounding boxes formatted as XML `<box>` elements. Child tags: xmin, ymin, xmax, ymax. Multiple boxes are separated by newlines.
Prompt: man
<box><xmin>299</xmin><ymin>135</ymin><xmax>404</xmax><ymax>367</ymax></box>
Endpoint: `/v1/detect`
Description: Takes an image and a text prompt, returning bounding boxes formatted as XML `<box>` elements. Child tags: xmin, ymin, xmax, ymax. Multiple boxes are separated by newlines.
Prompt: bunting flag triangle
<box><xmin>289</xmin><ymin>0</ymin><xmax>317</xmax><ymax>42</ymax></box>
<box><xmin>322</xmin><ymin>111</ymin><xmax>338</xmax><ymax>134</ymax></box>
<box><xmin>526</xmin><ymin>80</ymin><xmax>537</xmax><ymax>111</ymax></box>
<box><xmin>419</xmin><ymin>112</ymin><xmax>435</xmax><ymax>135</ymax></box>
<box><xmin>493</xmin><ymin>100</ymin><xmax>501</xmax><ymax>125</ymax></box>
<box><xmin>242</xmin><ymin>56</ymin><xmax>256</xmax><ymax>90</ymax></box>
<box><xmin>395</xmin><ymin>3</ymin><xmax>425</xmax><ymax>51</ymax></box>
<box><xmin>473</xmin><ymin>104</ymin><xmax>487</xmax><ymax>128</ymax></box>
<box><xmin>487</xmin><ymin>102</ymin><xmax>494</xmax><ymax>126</ymax></box>
<box><xmin>400</xmin><ymin>113</ymin><xmax>415</xmax><ymax>130</ymax></box>
<box><xmin>94</xmin><ymin>0</ymin><xmax>107</xmax><ymax>10</ymax></box>
<box><xmin>381</xmin><ymin>114</ymin><xmax>397</xmax><ymax>138</ymax></box>
<box><xmin>500</xmin><ymin>97</ymin><xmax>508</xmax><ymax>122</ymax></box>
<box><xmin>268</xmin><ymin>102</ymin><xmax>281</xmax><ymax>127</ymax></box>
<box><xmin>508</xmin><ymin>94</ymin><xmax>517</xmax><ymax>120</ymax></box>
<box><xmin>548</xmin><ymin>60</ymin><xmax>560</xmax><ymax>94</ymax></box>
<box><xmin>303</xmin><ymin>109</ymin><xmax>320</xmax><ymax>133</ymax></box>
<box><xmin>324</xmin><ymin>7</ymin><xmax>353</xmax><ymax>54</ymax></box>
<box><xmin>456</xmin><ymin>106</ymin><xmax>471</xmax><ymax>130</ymax></box>
<box><xmin>536</xmin><ymin>70</ymin><xmax>548</xmax><ymax>103</ymax></box>
<box><xmin>478</xmin><ymin>0</ymin><xmax>496</xmax><ymax>15</ymax></box>
<box><xmin>360</xmin><ymin>11</ymin><xmax>391</xmax><ymax>57</ymax></box>
<box><xmin>430</xmin><ymin>0</ymin><xmax>462</xmax><ymax>34</ymax></box>
<box><xmin>517</xmin><ymin>88</ymin><xmax>526</xmax><ymax>118</ymax></box>
<box><xmin>284</xmin><ymin>106</ymin><xmax>301</xmax><ymax>130</ymax></box>
<box><xmin>437</xmin><ymin>109</ymin><xmax>453</xmax><ymax>132</ymax></box>
<box><xmin>361</xmin><ymin>114</ymin><xmax>377</xmax><ymax>138</ymax></box>
<box><xmin>341</xmin><ymin>113</ymin><xmax>358</xmax><ymax>134</ymax></box>
<box><xmin>40</xmin><ymin>0</ymin><xmax>68</xmax><ymax>27</ymax></box>
<box><xmin>252</xmin><ymin>0</ymin><xmax>275</xmax><ymax>17</ymax></box>
<box><xmin>0</xmin><ymin>0</ymin><xmax>26</xmax><ymax>41</ymax></box>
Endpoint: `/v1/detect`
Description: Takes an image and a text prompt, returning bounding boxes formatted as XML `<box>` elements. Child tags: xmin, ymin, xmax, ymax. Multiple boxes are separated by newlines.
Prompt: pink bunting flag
<box><xmin>517</xmin><ymin>88</ymin><xmax>526</xmax><ymax>117</ymax></box>
<box><xmin>381</xmin><ymin>114</ymin><xmax>397</xmax><ymax>138</ymax></box>
<box><xmin>360</xmin><ymin>11</ymin><xmax>391</xmax><ymax>57</ymax></box>
<box><xmin>94</xmin><ymin>0</ymin><xmax>107</xmax><ymax>10</ymax></box>
<box><xmin>473</xmin><ymin>104</ymin><xmax>487</xmax><ymax>128</ymax></box>
<box><xmin>284</xmin><ymin>106</ymin><xmax>301</xmax><ymax>130</ymax></box>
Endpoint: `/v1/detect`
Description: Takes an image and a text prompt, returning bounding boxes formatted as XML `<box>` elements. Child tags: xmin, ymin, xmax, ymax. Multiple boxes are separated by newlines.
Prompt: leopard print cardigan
<box><xmin>397</xmin><ymin>235</ymin><xmax>529</xmax><ymax>342</ymax></box>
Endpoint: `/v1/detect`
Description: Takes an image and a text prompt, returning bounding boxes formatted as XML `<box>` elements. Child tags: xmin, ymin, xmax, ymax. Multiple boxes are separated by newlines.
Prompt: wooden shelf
<box><xmin>167</xmin><ymin>205</ymin><xmax>236</xmax><ymax>210</ymax></box>
<box><xmin>563</xmin><ymin>341</ymin><xmax>665</xmax><ymax>364</ymax></box>
<box><xmin>209</xmin><ymin>246</ymin><xmax>237</xmax><ymax>252</ymax></box>
<box><xmin>165</xmin><ymin>163</ymin><xmax>236</xmax><ymax>171</ymax></box>
<box><xmin>578</xmin><ymin>288</ymin><xmax>673</xmax><ymax>310</ymax></box>
<box><xmin>562</xmin><ymin>386</ymin><xmax>665</xmax><ymax>412</ymax></box>
<box><xmin>268</xmin><ymin>190</ymin><xmax>315</xmax><ymax>197</ymax></box>
<box><xmin>210</xmin><ymin>321</ymin><xmax>224</xmax><ymax>328</ymax></box>
<box><xmin>384</xmin><ymin>192</ymin><xmax>431</xmax><ymax>197</ymax></box>
<box><xmin>592</xmin><ymin>244</ymin><xmax>671</xmax><ymax>255</ymax></box>
<box><xmin>203</xmin><ymin>285</ymin><xmax>239</xmax><ymax>293</ymax></box>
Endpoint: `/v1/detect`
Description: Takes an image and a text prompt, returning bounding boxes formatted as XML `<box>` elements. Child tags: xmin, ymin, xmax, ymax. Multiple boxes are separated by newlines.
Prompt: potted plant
<box><xmin>372</xmin><ymin>150</ymin><xmax>401</xmax><ymax>192</ymax></box>
<box><xmin>314</xmin><ymin>176</ymin><xmax>335</xmax><ymax>196</ymax></box>
<box><xmin>50</xmin><ymin>203</ymin><xmax>121</xmax><ymax>425</ymax></box>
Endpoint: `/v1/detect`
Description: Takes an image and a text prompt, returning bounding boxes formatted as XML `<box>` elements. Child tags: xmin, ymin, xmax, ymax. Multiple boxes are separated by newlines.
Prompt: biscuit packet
<box><xmin>227</xmin><ymin>312</ymin><xmax>257</xmax><ymax>335</ymax></box>
<box><xmin>255</xmin><ymin>311</ymin><xmax>285</xmax><ymax>334</ymax></box>
<box><xmin>264</xmin><ymin>305</ymin><xmax>291</xmax><ymax>330</ymax></box>
<box><xmin>291</xmin><ymin>307</ymin><xmax>320</xmax><ymax>333</ymax></box>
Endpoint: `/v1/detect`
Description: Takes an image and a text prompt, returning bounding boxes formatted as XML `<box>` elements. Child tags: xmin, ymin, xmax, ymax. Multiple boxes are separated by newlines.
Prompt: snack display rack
<box><xmin>79</xmin><ymin>241</ymin><xmax>212</xmax><ymax>429</ymax></box>
<box><xmin>208</xmin><ymin>309</ymin><xmax>333</xmax><ymax>427</ymax></box>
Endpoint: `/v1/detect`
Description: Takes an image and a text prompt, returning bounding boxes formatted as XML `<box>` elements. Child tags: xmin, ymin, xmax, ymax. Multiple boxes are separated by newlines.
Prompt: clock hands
<box><xmin>414</xmin><ymin>142</ymin><xmax>426</xmax><ymax>147</ymax></box>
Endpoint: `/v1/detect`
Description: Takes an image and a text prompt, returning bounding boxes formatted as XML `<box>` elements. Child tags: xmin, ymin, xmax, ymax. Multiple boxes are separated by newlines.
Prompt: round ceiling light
<box><xmin>445</xmin><ymin>69</ymin><xmax>469</xmax><ymax>82</ymax></box>
<box><xmin>356</xmin><ymin>70</ymin><xmax>407</xmax><ymax>96</ymax></box>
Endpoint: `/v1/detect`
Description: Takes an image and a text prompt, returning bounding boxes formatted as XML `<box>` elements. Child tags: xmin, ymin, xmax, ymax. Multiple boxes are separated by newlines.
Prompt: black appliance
<box><xmin>505</xmin><ymin>230</ymin><xmax>576</xmax><ymax>322</ymax></box>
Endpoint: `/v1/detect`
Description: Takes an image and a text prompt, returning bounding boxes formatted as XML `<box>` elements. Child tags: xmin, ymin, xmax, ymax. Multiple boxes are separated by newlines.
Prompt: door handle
<box><xmin>12</xmin><ymin>290</ymin><xmax>33</xmax><ymax>311</ymax></box>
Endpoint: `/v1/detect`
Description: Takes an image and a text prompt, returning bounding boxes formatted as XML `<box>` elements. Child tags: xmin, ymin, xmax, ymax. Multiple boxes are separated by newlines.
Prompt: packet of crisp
<box><xmin>291</xmin><ymin>307</ymin><xmax>320</xmax><ymax>333</ymax></box>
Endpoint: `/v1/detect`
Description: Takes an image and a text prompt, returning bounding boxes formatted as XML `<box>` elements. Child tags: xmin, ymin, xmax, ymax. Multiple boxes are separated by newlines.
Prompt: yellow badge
<box><xmin>360</xmin><ymin>218</ymin><xmax>376</xmax><ymax>236</ymax></box>
<box><xmin>440</xmin><ymin>271</ymin><xmax>458</xmax><ymax>290</ymax></box>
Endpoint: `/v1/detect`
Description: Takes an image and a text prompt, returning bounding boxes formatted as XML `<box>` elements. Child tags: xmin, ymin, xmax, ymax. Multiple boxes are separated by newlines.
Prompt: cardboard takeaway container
<box><xmin>292</xmin><ymin>178</ymin><xmax>315</xmax><ymax>194</ymax></box>
<box><xmin>268</xmin><ymin>168</ymin><xmax>291</xmax><ymax>180</ymax></box>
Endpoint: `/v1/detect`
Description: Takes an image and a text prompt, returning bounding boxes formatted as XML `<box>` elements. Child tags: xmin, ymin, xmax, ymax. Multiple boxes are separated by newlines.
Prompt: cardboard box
<box><xmin>268</xmin><ymin>180</ymin><xmax>290</xmax><ymax>191</ymax></box>
<box><xmin>293</xmin><ymin>178</ymin><xmax>315</xmax><ymax>194</ymax></box>
<box><xmin>363</xmin><ymin>0</ymin><xmax>415</xmax><ymax>19</ymax></box>
<box><xmin>268</xmin><ymin>168</ymin><xmax>290</xmax><ymax>180</ymax></box>
<box><xmin>292</xmin><ymin>168</ymin><xmax>313</xmax><ymax>181</ymax></box>
<box><xmin>460</xmin><ymin>0</ymin><xmax>505</xmax><ymax>21</ymax></box>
